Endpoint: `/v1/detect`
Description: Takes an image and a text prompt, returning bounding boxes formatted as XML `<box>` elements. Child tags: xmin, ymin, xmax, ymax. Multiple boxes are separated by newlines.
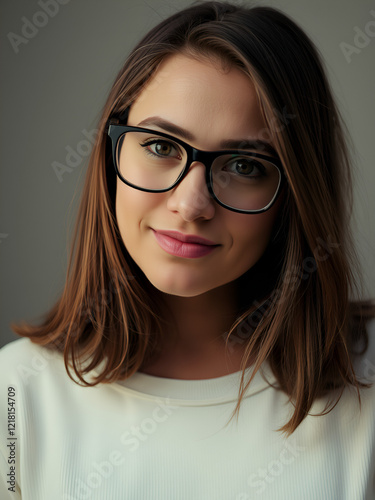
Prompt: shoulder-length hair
<box><xmin>13</xmin><ymin>1</ymin><xmax>374</xmax><ymax>435</ymax></box>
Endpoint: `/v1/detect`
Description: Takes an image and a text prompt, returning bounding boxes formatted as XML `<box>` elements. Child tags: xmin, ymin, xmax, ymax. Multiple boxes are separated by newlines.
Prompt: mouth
<box><xmin>151</xmin><ymin>229</ymin><xmax>220</xmax><ymax>259</ymax></box>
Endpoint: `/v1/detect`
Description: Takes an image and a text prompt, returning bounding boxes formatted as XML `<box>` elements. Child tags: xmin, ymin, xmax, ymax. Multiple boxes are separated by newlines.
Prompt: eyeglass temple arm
<box><xmin>108</xmin><ymin>107</ymin><xmax>129</xmax><ymax>125</ymax></box>
<box><xmin>105</xmin><ymin>107</ymin><xmax>130</xmax><ymax>134</ymax></box>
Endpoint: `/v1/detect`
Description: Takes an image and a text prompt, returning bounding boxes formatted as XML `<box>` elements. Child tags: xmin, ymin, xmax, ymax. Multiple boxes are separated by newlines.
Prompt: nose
<box><xmin>166</xmin><ymin>162</ymin><xmax>215</xmax><ymax>222</ymax></box>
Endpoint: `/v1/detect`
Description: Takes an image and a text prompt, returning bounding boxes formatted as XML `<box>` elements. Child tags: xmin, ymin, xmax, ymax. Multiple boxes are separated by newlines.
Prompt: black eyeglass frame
<box><xmin>107</xmin><ymin>117</ymin><xmax>285</xmax><ymax>214</ymax></box>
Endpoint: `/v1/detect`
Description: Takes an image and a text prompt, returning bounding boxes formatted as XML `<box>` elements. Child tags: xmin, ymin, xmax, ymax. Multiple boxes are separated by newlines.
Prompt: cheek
<box><xmin>226</xmin><ymin>204</ymin><xmax>280</xmax><ymax>265</ymax></box>
<box><xmin>116</xmin><ymin>184</ymin><xmax>135</xmax><ymax>240</ymax></box>
<box><xmin>115</xmin><ymin>182</ymin><xmax>159</xmax><ymax>235</ymax></box>
<box><xmin>240</xmin><ymin>211</ymin><xmax>277</xmax><ymax>240</ymax></box>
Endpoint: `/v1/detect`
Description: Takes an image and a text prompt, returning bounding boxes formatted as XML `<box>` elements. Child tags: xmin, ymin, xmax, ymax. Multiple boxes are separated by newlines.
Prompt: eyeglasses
<box><xmin>107</xmin><ymin>120</ymin><xmax>285</xmax><ymax>214</ymax></box>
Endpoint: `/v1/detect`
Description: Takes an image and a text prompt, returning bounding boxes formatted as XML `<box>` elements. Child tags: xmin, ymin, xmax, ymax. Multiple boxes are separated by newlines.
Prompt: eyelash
<box><xmin>140</xmin><ymin>139</ymin><xmax>181</xmax><ymax>158</ymax></box>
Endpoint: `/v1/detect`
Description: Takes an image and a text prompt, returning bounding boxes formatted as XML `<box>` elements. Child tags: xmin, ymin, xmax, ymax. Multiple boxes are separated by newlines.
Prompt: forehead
<box><xmin>129</xmin><ymin>53</ymin><xmax>268</xmax><ymax>151</ymax></box>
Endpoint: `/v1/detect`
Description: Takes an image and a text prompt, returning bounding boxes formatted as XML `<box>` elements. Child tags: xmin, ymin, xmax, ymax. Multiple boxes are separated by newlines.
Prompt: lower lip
<box><xmin>152</xmin><ymin>231</ymin><xmax>218</xmax><ymax>259</ymax></box>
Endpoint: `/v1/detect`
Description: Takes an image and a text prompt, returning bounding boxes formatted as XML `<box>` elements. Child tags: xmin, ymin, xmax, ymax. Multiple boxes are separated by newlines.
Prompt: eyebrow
<box><xmin>136</xmin><ymin>116</ymin><xmax>278</xmax><ymax>157</ymax></box>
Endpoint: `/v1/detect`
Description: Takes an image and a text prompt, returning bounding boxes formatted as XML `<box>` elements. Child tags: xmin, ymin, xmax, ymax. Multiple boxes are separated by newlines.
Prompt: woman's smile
<box><xmin>151</xmin><ymin>229</ymin><xmax>220</xmax><ymax>259</ymax></box>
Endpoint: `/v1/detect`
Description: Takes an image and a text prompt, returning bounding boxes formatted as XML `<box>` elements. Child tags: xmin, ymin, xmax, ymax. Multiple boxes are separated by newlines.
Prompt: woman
<box><xmin>1</xmin><ymin>2</ymin><xmax>374</xmax><ymax>499</ymax></box>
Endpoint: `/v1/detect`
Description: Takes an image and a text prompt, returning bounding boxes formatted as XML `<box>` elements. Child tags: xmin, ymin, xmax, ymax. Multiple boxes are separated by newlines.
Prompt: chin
<box><xmin>145</xmin><ymin>270</ymin><xmax>218</xmax><ymax>298</ymax></box>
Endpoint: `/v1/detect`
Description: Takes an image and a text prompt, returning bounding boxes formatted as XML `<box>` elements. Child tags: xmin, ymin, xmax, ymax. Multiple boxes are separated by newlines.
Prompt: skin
<box><xmin>116</xmin><ymin>53</ymin><xmax>282</xmax><ymax>378</ymax></box>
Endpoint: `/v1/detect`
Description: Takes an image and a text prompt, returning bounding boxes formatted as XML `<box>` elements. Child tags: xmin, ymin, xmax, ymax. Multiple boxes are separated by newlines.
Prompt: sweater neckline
<box><xmin>112</xmin><ymin>362</ymin><xmax>276</xmax><ymax>405</ymax></box>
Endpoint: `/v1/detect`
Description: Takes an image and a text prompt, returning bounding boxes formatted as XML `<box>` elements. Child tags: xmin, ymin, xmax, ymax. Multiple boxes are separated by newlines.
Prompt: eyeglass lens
<box><xmin>116</xmin><ymin>131</ymin><xmax>281</xmax><ymax>211</ymax></box>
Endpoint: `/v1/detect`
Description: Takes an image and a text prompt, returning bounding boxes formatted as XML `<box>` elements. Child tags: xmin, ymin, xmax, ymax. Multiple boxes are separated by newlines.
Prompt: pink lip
<box><xmin>152</xmin><ymin>229</ymin><xmax>219</xmax><ymax>259</ymax></box>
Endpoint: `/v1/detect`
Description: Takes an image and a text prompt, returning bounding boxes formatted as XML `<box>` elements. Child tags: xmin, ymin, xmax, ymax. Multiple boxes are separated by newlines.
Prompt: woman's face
<box><xmin>116</xmin><ymin>53</ymin><xmax>281</xmax><ymax>297</ymax></box>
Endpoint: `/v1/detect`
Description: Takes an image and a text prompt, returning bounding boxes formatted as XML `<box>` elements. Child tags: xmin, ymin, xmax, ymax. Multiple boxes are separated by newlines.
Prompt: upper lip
<box><xmin>153</xmin><ymin>229</ymin><xmax>219</xmax><ymax>246</ymax></box>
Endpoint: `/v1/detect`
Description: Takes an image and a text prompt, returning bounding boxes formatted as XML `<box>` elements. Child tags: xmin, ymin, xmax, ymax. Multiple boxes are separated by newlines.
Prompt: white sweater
<box><xmin>1</xmin><ymin>321</ymin><xmax>375</xmax><ymax>500</ymax></box>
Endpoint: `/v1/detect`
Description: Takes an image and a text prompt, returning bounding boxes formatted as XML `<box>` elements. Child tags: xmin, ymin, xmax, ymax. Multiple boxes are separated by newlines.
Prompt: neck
<box><xmin>162</xmin><ymin>282</ymin><xmax>238</xmax><ymax>352</ymax></box>
<box><xmin>139</xmin><ymin>281</ymin><xmax>250</xmax><ymax>379</ymax></box>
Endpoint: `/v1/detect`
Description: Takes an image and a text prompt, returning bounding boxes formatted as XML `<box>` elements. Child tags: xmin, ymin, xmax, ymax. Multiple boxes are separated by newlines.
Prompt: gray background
<box><xmin>1</xmin><ymin>0</ymin><xmax>374</xmax><ymax>349</ymax></box>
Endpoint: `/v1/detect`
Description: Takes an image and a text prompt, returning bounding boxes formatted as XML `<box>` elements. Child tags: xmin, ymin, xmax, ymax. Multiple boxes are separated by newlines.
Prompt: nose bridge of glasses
<box><xmin>190</xmin><ymin>148</ymin><xmax>218</xmax><ymax>171</ymax></box>
<box><xmin>173</xmin><ymin>149</ymin><xmax>212</xmax><ymax>197</ymax></box>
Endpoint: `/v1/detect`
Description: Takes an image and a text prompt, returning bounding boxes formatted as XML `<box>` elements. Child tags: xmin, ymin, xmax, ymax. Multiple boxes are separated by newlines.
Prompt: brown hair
<box><xmin>13</xmin><ymin>1</ymin><xmax>374</xmax><ymax>435</ymax></box>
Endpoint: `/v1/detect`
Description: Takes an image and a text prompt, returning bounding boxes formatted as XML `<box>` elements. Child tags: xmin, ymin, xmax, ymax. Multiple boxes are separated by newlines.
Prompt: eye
<box><xmin>141</xmin><ymin>138</ymin><xmax>181</xmax><ymax>159</ymax></box>
<box><xmin>225</xmin><ymin>157</ymin><xmax>266</xmax><ymax>177</ymax></box>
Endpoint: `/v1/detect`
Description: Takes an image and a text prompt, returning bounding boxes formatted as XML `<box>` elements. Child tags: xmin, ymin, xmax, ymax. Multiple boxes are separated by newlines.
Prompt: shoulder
<box><xmin>0</xmin><ymin>337</ymin><xmax>68</xmax><ymax>392</ymax></box>
<box><xmin>0</xmin><ymin>337</ymin><xmax>108</xmax><ymax>398</ymax></box>
<box><xmin>0</xmin><ymin>337</ymin><xmax>62</xmax><ymax>372</ymax></box>
<box><xmin>0</xmin><ymin>336</ymin><xmax>52</xmax><ymax>361</ymax></box>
